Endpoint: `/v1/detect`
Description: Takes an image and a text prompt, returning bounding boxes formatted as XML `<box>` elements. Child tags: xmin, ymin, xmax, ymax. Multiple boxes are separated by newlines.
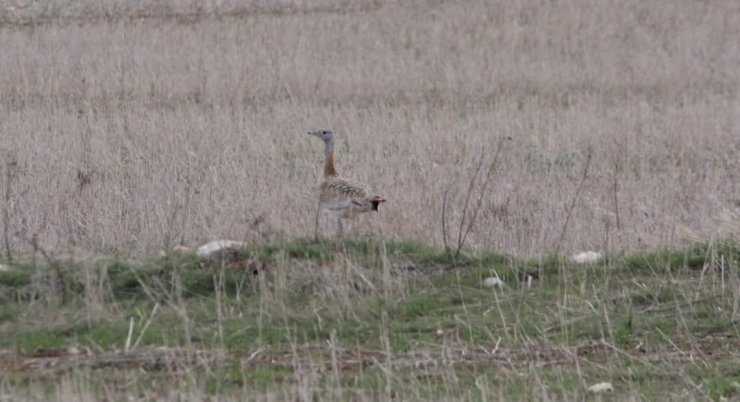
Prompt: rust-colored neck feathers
<box><xmin>324</xmin><ymin>150</ymin><xmax>337</xmax><ymax>177</ymax></box>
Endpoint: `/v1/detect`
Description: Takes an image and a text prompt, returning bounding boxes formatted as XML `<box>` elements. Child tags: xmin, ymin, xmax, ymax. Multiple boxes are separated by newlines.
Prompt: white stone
<box><xmin>571</xmin><ymin>251</ymin><xmax>602</xmax><ymax>264</ymax></box>
<box><xmin>587</xmin><ymin>382</ymin><xmax>613</xmax><ymax>393</ymax></box>
<box><xmin>483</xmin><ymin>277</ymin><xmax>504</xmax><ymax>288</ymax></box>
<box><xmin>196</xmin><ymin>240</ymin><xmax>247</xmax><ymax>257</ymax></box>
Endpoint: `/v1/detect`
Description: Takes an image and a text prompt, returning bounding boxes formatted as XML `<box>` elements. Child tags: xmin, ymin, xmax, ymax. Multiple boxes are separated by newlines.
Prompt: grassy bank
<box><xmin>1</xmin><ymin>239</ymin><xmax>739</xmax><ymax>400</ymax></box>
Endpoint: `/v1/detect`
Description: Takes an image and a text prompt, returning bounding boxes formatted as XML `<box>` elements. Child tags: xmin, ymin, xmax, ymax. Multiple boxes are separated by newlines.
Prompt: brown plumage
<box><xmin>307</xmin><ymin>130</ymin><xmax>386</xmax><ymax>238</ymax></box>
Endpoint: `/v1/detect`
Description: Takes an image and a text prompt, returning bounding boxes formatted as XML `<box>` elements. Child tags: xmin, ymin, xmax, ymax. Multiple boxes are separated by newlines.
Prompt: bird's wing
<box><xmin>320</xmin><ymin>178</ymin><xmax>372</xmax><ymax>204</ymax></box>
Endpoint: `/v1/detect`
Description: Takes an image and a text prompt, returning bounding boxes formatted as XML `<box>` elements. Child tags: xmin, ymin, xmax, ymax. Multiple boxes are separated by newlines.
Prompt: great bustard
<box><xmin>307</xmin><ymin>130</ymin><xmax>386</xmax><ymax>239</ymax></box>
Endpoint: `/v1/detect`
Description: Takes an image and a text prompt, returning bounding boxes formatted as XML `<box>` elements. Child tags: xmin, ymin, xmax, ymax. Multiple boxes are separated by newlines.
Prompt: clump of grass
<box><xmin>0</xmin><ymin>269</ymin><xmax>31</xmax><ymax>288</ymax></box>
<box><xmin>1</xmin><ymin>239</ymin><xmax>739</xmax><ymax>400</ymax></box>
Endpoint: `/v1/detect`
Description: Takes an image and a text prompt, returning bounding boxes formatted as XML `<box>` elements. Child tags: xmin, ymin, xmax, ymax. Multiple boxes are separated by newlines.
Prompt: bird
<box><xmin>307</xmin><ymin>130</ymin><xmax>386</xmax><ymax>239</ymax></box>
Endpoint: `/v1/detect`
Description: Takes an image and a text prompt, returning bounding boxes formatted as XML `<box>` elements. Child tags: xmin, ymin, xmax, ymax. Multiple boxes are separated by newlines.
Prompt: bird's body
<box><xmin>307</xmin><ymin>130</ymin><xmax>385</xmax><ymax>238</ymax></box>
<box><xmin>319</xmin><ymin>177</ymin><xmax>385</xmax><ymax>218</ymax></box>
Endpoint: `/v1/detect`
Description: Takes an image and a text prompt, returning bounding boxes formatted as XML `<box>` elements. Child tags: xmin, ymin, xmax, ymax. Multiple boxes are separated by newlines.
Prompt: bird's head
<box><xmin>307</xmin><ymin>130</ymin><xmax>335</xmax><ymax>144</ymax></box>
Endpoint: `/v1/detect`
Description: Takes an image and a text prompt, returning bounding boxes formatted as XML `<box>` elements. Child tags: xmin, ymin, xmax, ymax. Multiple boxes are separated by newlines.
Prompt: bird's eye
<box><xmin>322</xmin><ymin>131</ymin><xmax>328</xmax><ymax>135</ymax></box>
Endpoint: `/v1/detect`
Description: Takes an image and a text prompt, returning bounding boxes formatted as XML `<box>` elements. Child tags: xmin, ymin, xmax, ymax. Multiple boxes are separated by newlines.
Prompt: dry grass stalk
<box><xmin>2</xmin><ymin>153</ymin><xmax>16</xmax><ymax>261</ymax></box>
<box><xmin>553</xmin><ymin>151</ymin><xmax>592</xmax><ymax>257</ymax></box>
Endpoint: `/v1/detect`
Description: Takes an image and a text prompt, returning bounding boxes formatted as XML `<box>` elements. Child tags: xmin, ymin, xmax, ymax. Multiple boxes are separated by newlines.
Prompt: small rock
<box><xmin>67</xmin><ymin>346</ymin><xmax>81</xmax><ymax>356</ymax></box>
<box><xmin>196</xmin><ymin>240</ymin><xmax>247</xmax><ymax>258</ymax></box>
<box><xmin>587</xmin><ymin>382</ymin><xmax>613</xmax><ymax>393</ymax></box>
<box><xmin>483</xmin><ymin>277</ymin><xmax>504</xmax><ymax>288</ymax></box>
<box><xmin>436</xmin><ymin>329</ymin><xmax>444</xmax><ymax>337</ymax></box>
<box><xmin>571</xmin><ymin>251</ymin><xmax>602</xmax><ymax>264</ymax></box>
<box><xmin>0</xmin><ymin>263</ymin><xmax>9</xmax><ymax>272</ymax></box>
<box><xmin>172</xmin><ymin>245</ymin><xmax>193</xmax><ymax>254</ymax></box>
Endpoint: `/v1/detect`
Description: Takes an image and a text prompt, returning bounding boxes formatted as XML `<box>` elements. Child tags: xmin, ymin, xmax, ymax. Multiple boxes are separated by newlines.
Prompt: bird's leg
<box><xmin>346</xmin><ymin>217</ymin><xmax>357</xmax><ymax>238</ymax></box>
<box><xmin>314</xmin><ymin>205</ymin><xmax>322</xmax><ymax>242</ymax></box>
<box><xmin>337</xmin><ymin>218</ymin><xmax>344</xmax><ymax>237</ymax></box>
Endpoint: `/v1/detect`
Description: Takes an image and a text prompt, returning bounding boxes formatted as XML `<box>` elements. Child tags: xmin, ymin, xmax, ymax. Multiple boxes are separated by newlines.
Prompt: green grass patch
<box><xmin>0</xmin><ymin>239</ymin><xmax>738</xmax><ymax>400</ymax></box>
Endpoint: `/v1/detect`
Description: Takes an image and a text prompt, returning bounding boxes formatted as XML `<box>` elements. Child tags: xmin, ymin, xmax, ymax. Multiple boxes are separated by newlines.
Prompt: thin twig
<box><xmin>613</xmin><ymin>158</ymin><xmax>621</xmax><ymax>231</ymax></box>
<box><xmin>455</xmin><ymin>149</ymin><xmax>486</xmax><ymax>257</ymax></box>
<box><xmin>2</xmin><ymin>155</ymin><xmax>16</xmax><ymax>262</ymax></box>
<box><xmin>441</xmin><ymin>189</ymin><xmax>450</xmax><ymax>252</ymax></box>
<box><xmin>458</xmin><ymin>136</ymin><xmax>509</xmax><ymax>255</ymax></box>
<box><xmin>179</xmin><ymin>177</ymin><xmax>197</xmax><ymax>246</ymax></box>
<box><xmin>553</xmin><ymin>152</ymin><xmax>592</xmax><ymax>257</ymax></box>
<box><xmin>17</xmin><ymin>232</ymin><xmax>67</xmax><ymax>303</ymax></box>
<box><xmin>163</xmin><ymin>199</ymin><xmax>181</xmax><ymax>253</ymax></box>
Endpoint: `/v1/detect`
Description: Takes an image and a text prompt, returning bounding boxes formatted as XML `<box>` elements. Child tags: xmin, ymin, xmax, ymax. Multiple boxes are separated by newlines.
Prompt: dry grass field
<box><xmin>1</xmin><ymin>0</ymin><xmax>738</xmax><ymax>257</ymax></box>
<box><xmin>1</xmin><ymin>0</ymin><xmax>740</xmax><ymax>400</ymax></box>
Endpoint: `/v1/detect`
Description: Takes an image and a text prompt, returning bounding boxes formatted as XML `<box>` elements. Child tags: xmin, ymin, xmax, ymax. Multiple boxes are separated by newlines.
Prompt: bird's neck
<box><xmin>324</xmin><ymin>147</ymin><xmax>337</xmax><ymax>177</ymax></box>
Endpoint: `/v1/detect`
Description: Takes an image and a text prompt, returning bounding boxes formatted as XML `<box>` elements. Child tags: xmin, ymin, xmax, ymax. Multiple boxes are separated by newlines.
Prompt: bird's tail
<box><xmin>371</xmin><ymin>195</ymin><xmax>386</xmax><ymax>211</ymax></box>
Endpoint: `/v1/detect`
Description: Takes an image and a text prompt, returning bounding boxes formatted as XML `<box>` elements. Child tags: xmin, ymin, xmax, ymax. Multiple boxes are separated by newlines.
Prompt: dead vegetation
<box><xmin>0</xmin><ymin>0</ymin><xmax>738</xmax><ymax>258</ymax></box>
<box><xmin>4</xmin><ymin>336</ymin><xmax>735</xmax><ymax>376</ymax></box>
